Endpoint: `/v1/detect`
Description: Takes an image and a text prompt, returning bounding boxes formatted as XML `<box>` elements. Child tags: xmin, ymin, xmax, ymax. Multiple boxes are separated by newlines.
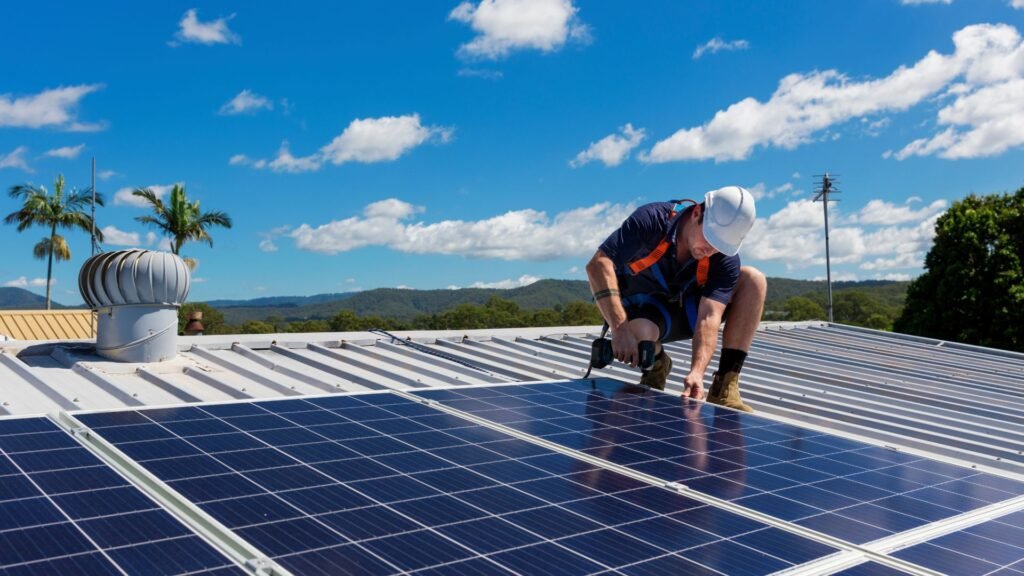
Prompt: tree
<box><xmin>4</xmin><ymin>175</ymin><xmax>103</xmax><ymax>309</ymax></box>
<box><xmin>895</xmin><ymin>188</ymin><xmax>1024</xmax><ymax>352</ymax></box>
<box><xmin>783</xmin><ymin>296</ymin><xmax>826</xmax><ymax>321</ymax></box>
<box><xmin>178</xmin><ymin>303</ymin><xmax>225</xmax><ymax>335</ymax></box>
<box><xmin>133</xmin><ymin>184</ymin><xmax>232</xmax><ymax>269</ymax></box>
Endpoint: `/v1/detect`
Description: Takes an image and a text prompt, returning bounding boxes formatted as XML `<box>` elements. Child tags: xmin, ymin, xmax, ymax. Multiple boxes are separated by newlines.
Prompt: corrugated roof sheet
<box><xmin>0</xmin><ymin>309</ymin><xmax>95</xmax><ymax>341</ymax></box>
<box><xmin>1</xmin><ymin>322</ymin><xmax>1022</xmax><ymax>482</ymax></box>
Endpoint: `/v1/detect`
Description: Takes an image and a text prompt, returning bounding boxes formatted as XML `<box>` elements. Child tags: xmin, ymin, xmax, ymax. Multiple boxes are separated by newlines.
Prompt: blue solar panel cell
<box><xmin>832</xmin><ymin>560</ymin><xmax>912</xmax><ymax>575</ymax></box>
<box><xmin>0</xmin><ymin>417</ymin><xmax>242</xmax><ymax>575</ymax></box>
<box><xmin>412</xmin><ymin>379</ymin><xmax>1024</xmax><ymax>545</ymax></box>
<box><xmin>78</xmin><ymin>392</ymin><xmax>841</xmax><ymax>575</ymax></box>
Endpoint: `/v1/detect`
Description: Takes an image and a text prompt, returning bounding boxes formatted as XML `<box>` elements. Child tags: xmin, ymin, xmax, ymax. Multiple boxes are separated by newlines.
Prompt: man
<box><xmin>585</xmin><ymin>186</ymin><xmax>766</xmax><ymax>411</ymax></box>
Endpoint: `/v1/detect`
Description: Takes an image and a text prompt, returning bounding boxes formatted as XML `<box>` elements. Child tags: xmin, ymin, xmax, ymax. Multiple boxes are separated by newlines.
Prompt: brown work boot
<box><xmin>706</xmin><ymin>371</ymin><xmax>753</xmax><ymax>412</ymax></box>
<box><xmin>639</xmin><ymin>351</ymin><xmax>672</xmax><ymax>391</ymax></box>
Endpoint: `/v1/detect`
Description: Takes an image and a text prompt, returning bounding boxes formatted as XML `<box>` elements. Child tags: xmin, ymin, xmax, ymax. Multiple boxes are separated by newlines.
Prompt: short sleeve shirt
<box><xmin>599</xmin><ymin>202</ymin><xmax>741</xmax><ymax>305</ymax></box>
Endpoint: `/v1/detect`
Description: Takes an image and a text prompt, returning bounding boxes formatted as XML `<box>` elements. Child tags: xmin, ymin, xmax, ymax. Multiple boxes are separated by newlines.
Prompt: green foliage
<box><xmin>239</xmin><ymin>320</ymin><xmax>276</xmax><ymax>334</ymax></box>
<box><xmin>4</xmin><ymin>174</ymin><xmax>103</xmax><ymax>309</ymax></box>
<box><xmin>133</xmin><ymin>184</ymin><xmax>232</xmax><ymax>264</ymax></box>
<box><xmin>896</xmin><ymin>188</ymin><xmax>1024</xmax><ymax>351</ymax></box>
<box><xmin>178</xmin><ymin>303</ymin><xmax>226</xmax><ymax>335</ymax></box>
<box><xmin>783</xmin><ymin>296</ymin><xmax>825</xmax><ymax>321</ymax></box>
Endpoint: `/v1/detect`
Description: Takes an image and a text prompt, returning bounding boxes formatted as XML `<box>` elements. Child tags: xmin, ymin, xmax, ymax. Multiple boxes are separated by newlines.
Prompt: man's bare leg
<box><xmin>722</xmin><ymin>266</ymin><xmax>767</xmax><ymax>351</ymax></box>
<box><xmin>709</xmin><ymin>266</ymin><xmax>767</xmax><ymax>412</ymax></box>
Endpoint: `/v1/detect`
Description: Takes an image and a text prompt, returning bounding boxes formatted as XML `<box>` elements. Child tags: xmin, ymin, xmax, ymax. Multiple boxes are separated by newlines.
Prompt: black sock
<box><xmin>718</xmin><ymin>348</ymin><xmax>747</xmax><ymax>375</ymax></box>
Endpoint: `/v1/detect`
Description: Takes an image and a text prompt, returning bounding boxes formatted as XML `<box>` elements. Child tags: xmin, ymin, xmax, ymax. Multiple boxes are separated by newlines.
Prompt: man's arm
<box><xmin>682</xmin><ymin>297</ymin><xmax>726</xmax><ymax>399</ymax></box>
<box><xmin>586</xmin><ymin>249</ymin><xmax>639</xmax><ymax>366</ymax></box>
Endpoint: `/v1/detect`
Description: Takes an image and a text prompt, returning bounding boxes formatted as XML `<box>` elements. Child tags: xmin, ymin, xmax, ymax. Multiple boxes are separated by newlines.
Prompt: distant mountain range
<box><xmin>205</xmin><ymin>278</ymin><xmax>910</xmax><ymax>324</ymax></box>
<box><xmin>0</xmin><ymin>287</ymin><xmax>68</xmax><ymax>310</ymax></box>
<box><xmin>2</xmin><ymin>278</ymin><xmax>910</xmax><ymax>320</ymax></box>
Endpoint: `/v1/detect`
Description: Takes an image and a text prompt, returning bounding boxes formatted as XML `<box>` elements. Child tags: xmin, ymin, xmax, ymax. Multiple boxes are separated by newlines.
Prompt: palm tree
<box><xmin>4</xmin><ymin>174</ymin><xmax>104</xmax><ymax>309</ymax></box>
<box><xmin>132</xmin><ymin>184</ymin><xmax>232</xmax><ymax>269</ymax></box>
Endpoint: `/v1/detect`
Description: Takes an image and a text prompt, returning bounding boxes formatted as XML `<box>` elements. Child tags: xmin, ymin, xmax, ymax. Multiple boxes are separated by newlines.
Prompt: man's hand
<box><xmin>682</xmin><ymin>371</ymin><xmax>705</xmax><ymax>399</ymax></box>
<box><xmin>611</xmin><ymin>325</ymin><xmax>639</xmax><ymax>367</ymax></box>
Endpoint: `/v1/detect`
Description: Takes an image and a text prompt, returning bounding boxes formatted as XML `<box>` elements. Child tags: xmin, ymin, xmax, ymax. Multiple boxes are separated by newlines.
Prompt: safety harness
<box><xmin>620</xmin><ymin>199</ymin><xmax>710</xmax><ymax>339</ymax></box>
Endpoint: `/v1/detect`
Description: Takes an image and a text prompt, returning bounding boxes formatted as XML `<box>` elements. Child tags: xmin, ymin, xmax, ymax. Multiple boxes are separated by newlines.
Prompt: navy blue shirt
<box><xmin>599</xmin><ymin>202</ymin><xmax>741</xmax><ymax>305</ymax></box>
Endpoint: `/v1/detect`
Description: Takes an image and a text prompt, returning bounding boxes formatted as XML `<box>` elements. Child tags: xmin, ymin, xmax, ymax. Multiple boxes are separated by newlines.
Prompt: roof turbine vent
<box><xmin>79</xmin><ymin>249</ymin><xmax>190</xmax><ymax>363</ymax></box>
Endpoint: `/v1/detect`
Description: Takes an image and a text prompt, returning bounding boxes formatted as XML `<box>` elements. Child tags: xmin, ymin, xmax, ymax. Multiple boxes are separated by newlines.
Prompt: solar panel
<box><xmin>411</xmin><ymin>379</ymin><xmax>1024</xmax><ymax>546</ymax></box>
<box><xmin>0</xmin><ymin>417</ymin><xmax>244</xmax><ymax>575</ymax></box>
<box><xmin>74</xmin><ymin>392</ymin><xmax>841</xmax><ymax>575</ymax></box>
<box><xmin>889</xmin><ymin>509</ymin><xmax>1024</xmax><ymax>575</ymax></box>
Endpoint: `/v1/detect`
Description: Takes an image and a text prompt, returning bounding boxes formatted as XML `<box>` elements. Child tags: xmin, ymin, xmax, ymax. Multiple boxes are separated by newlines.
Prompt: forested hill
<box><xmin>0</xmin><ymin>287</ymin><xmax>67</xmax><ymax>310</ymax></box>
<box><xmin>211</xmin><ymin>278</ymin><xmax>909</xmax><ymax>324</ymax></box>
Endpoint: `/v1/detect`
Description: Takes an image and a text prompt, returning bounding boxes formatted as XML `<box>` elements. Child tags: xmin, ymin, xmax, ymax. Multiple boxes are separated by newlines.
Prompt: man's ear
<box><xmin>692</xmin><ymin>204</ymin><xmax>702</xmax><ymax>219</ymax></box>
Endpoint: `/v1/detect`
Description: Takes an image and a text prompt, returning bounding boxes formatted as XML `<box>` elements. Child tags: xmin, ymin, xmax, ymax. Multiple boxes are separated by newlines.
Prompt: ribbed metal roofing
<box><xmin>1</xmin><ymin>322</ymin><xmax>1021</xmax><ymax>482</ymax></box>
<box><xmin>0</xmin><ymin>309</ymin><xmax>95</xmax><ymax>341</ymax></box>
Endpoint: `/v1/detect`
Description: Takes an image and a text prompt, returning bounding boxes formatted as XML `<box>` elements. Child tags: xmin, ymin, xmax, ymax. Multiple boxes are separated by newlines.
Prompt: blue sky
<box><xmin>3</xmin><ymin>1</ymin><xmax>1024</xmax><ymax>304</ymax></box>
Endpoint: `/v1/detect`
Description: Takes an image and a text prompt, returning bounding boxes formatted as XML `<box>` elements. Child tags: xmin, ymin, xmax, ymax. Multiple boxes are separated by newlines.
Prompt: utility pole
<box><xmin>813</xmin><ymin>172</ymin><xmax>840</xmax><ymax>323</ymax></box>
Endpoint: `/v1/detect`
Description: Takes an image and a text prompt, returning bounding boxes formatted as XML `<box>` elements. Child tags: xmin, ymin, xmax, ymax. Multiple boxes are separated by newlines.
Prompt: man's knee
<box><xmin>627</xmin><ymin>318</ymin><xmax>661</xmax><ymax>341</ymax></box>
<box><xmin>738</xmin><ymin>266</ymin><xmax>767</xmax><ymax>302</ymax></box>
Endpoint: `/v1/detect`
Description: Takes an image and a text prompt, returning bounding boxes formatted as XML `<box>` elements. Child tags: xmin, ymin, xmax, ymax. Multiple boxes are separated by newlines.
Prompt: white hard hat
<box><xmin>702</xmin><ymin>186</ymin><xmax>756</xmax><ymax>256</ymax></box>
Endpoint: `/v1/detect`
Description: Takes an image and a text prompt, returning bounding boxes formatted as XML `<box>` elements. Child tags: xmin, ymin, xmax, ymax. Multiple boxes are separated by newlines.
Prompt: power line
<box><xmin>813</xmin><ymin>172</ymin><xmax>840</xmax><ymax>323</ymax></box>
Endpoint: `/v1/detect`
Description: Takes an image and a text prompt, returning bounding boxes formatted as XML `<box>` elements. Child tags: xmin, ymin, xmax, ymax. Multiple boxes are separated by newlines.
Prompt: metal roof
<box><xmin>0</xmin><ymin>309</ymin><xmax>95</xmax><ymax>341</ymax></box>
<box><xmin>1</xmin><ymin>322</ymin><xmax>1022</xmax><ymax>482</ymax></box>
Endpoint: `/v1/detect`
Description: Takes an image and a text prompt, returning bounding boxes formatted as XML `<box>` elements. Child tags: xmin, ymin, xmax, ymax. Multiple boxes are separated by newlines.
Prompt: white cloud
<box><xmin>744</xmin><ymin>198</ymin><xmax>942</xmax><ymax>273</ymax></box>
<box><xmin>0</xmin><ymin>146</ymin><xmax>31</xmax><ymax>172</ymax></box>
<box><xmin>1012</xmin><ymin>0</ymin><xmax>1024</xmax><ymax>9</ymax></box>
<box><xmin>192</xmin><ymin>277</ymin><xmax>208</xmax><ymax>284</ymax></box>
<box><xmin>814</xmin><ymin>272</ymin><xmax>859</xmax><ymax>282</ymax></box>
<box><xmin>321</xmin><ymin>114</ymin><xmax>452</xmax><ymax>165</ymax></box>
<box><xmin>173</xmin><ymin>9</ymin><xmax>240</xmax><ymax>46</ymax></box>
<box><xmin>97</xmin><ymin>170</ymin><xmax>117</xmax><ymax>180</ymax></box>
<box><xmin>645</xmin><ymin>24</ymin><xmax>1024</xmax><ymax>163</ymax></box>
<box><xmin>3</xmin><ymin>277</ymin><xmax>53</xmax><ymax>288</ymax></box>
<box><xmin>875</xmin><ymin>273</ymin><xmax>912</xmax><ymax>281</ymax></box>
<box><xmin>245</xmin><ymin>115</ymin><xmax>452</xmax><ymax>173</ymax></box>
<box><xmin>258</xmin><ymin>225</ymin><xmax>292</xmax><ymax>253</ymax></box>
<box><xmin>267</xmin><ymin>142</ymin><xmax>321</xmax><ymax>173</ymax></box>
<box><xmin>101</xmin><ymin>226</ymin><xmax>142</xmax><ymax>247</ymax></box>
<box><xmin>44</xmin><ymin>144</ymin><xmax>85</xmax><ymax>159</ymax></box>
<box><xmin>846</xmin><ymin>199</ymin><xmax>947</xmax><ymax>225</ymax></box>
<box><xmin>748</xmin><ymin>182</ymin><xmax>794</xmax><ymax>201</ymax></box>
<box><xmin>567</xmin><ymin>266</ymin><xmax>579</xmax><ymax>274</ymax></box>
<box><xmin>457</xmin><ymin>68</ymin><xmax>504</xmax><ymax>80</ymax></box>
<box><xmin>449</xmin><ymin>0</ymin><xmax>590</xmax><ymax>60</ymax></box>
<box><xmin>219</xmin><ymin>90</ymin><xmax>272</xmax><ymax>115</ymax></box>
<box><xmin>153</xmin><ymin>237</ymin><xmax>173</xmax><ymax>252</ymax></box>
<box><xmin>258</xmin><ymin>239</ymin><xmax>279</xmax><ymax>252</ymax></box>
<box><xmin>470</xmin><ymin>275</ymin><xmax>541</xmax><ymax>289</ymax></box>
<box><xmin>693</xmin><ymin>37</ymin><xmax>750</xmax><ymax>60</ymax></box>
<box><xmin>290</xmin><ymin>198</ymin><xmax>634</xmax><ymax>260</ymax></box>
<box><xmin>570</xmin><ymin>124</ymin><xmax>645</xmax><ymax>167</ymax></box>
<box><xmin>0</xmin><ymin>85</ymin><xmax>103</xmax><ymax>130</ymax></box>
<box><xmin>114</xmin><ymin>184</ymin><xmax>176</xmax><ymax>207</ymax></box>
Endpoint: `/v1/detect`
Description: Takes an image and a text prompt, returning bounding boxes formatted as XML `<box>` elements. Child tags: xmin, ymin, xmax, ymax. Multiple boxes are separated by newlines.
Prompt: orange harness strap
<box><xmin>626</xmin><ymin>199</ymin><xmax>710</xmax><ymax>288</ymax></box>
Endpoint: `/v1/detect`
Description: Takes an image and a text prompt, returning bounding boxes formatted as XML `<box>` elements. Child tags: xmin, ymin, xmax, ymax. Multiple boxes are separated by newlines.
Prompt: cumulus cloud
<box><xmin>97</xmin><ymin>170</ymin><xmax>117</xmax><ymax>181</ymax></box>
<box><xmin>693</xmin><ymin>37</ymin><xmax>750</xmax><ymax>60</ymax></box>
<box><xmin>258</xmin><ymin>225</ymin><xmax>292</xmax><ymax>253</ymax></box>
<box><xmin>0</xmin><ymin>85</ymin><xmax>103</xmax><ymax>130</ymax></box>
<box><xmin>570</xmin><ymin>124</ymin><xmax>646</xmax><ymax>167</ymax></box>
<box><xmin>645</xmin><ymin>24</ymin><xmax>1024</xmax><ymax>163</ymax></box>
<box><xmin>114</xmin><ymin>184</ymin><xmax>176</xmax><ymax>207</ymax></box>
<box><xmin>101</xmin><ymin>226</ymin><xmax>142</xmax><ymax>247</ymax></box>
<box><xmin>173</xmin><ymin>9</ymin><xmax>240</xmax><ymax>46</ymax></box>
<box><xmin>743</xmin><ymin>198</ymin><xmax>943</xmax><ymax>274</ymax></box>
<box><xmin>470</xmin><ymin>275</ymin><xmax>541</xmax><ymax>289</ymax></box>
<box><xmin>44</xmin><ymin>144</ymin><xmax>85</xmax><ymax>159</ymax></box>
<box><xmin>449</xmin><ymin>0</ymin><xmax>590</xmax><ymax>60</ymax></box>
<box><xmin>846</xmin><ymin>199</ymin><xmax>947</xmax><ymax>225</ymax></box>
<box><xmin>289</xmin><ymin>198</ymin><xmax>634</xmax><ymax>260</ymax></box>
<box><xmin>243</xmin><ymin>114</ymin><xmax>452</xmax><ymax>173</ymax></box>
<box><xmin>219</xmin><ymin>90</ymin><xmax>272</xmax><ymax>115</ymax></box>
<box><xmin>0</xmin><ymin>146</ymin><xmax>31</xmax><ymax>172</ymax></box>
<box><xmin>3</xmin><ymin>277</ymin><xmax>53</xmax><ymax>288</ymax></box>
<box><xmin>1013</xmin><ymin>0</ymin><xmax>1024</xmax><ymax>9</ymax></box>
<box><xmin>747</xmin><ymin>182</ymin><xmax>795</xmax><ymax>201</ymax></box>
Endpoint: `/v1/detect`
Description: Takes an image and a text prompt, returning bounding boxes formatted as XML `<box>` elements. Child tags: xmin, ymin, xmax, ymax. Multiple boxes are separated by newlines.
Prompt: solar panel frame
<box><xmin>0</xmin><ymin>415</ymin><xmax>246</xmax><ymax>576</ymax></box>
<box><xmin>69</xmin><ymin>390</ymin><xmax>846</xmax><ymax>576</ymax></box>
